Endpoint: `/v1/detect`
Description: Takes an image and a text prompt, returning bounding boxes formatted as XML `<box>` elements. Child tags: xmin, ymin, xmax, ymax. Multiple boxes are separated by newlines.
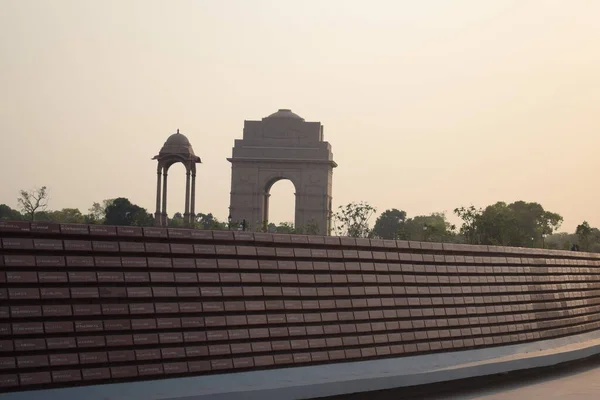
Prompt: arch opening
<box><xmin>263</xmin><ymin>178</ymin><xmax>296</xmax><ymax>233</ymax></box>
<box><xmin>163</xmin><ymin>163</ymin><xmax>190</xmax><ymax>228</ymax></box>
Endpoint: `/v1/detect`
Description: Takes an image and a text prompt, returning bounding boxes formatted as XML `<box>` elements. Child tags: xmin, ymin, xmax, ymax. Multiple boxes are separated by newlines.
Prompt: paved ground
<box><xmin>322</xmin><ymin>355</ymin><xmax>600</xmax><ymax>400</ymax></box>
<box><xmin>438</xmin><ymin>358</ymin><xmax>600</xmax><ymax>400</ymax></box>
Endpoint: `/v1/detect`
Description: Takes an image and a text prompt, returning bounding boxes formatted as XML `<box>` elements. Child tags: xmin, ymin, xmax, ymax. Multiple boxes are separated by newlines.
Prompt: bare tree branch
<box><xmin>17</xmin><ymin>186</ymin><xmax>49</xmax><ymax>221</ymax></box>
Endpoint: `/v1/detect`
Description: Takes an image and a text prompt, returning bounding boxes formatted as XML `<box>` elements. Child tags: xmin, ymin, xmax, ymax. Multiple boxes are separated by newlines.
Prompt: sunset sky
<box><xmin>1</xmin><ymin>0</ymin><xmax>599</xmax><ymax>232</ymax></box>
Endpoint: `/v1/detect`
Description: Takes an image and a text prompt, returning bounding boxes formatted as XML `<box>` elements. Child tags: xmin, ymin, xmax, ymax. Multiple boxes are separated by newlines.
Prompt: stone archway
<box><xmin>263</xmin><ymin>177</ymin><xmax>297</xmax><ymax>230</ymax></box>
<box><xmin>227</xmin><ymin>109</ymin><xmax>336</xmax><ymax>235</ymax></box>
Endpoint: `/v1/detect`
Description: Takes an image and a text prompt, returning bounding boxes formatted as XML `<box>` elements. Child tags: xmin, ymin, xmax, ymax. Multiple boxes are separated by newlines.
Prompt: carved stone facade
<box><xmin>228</xmin><ymin>109</ymin><xmax>336</xmax><ymax>235</ymax></box>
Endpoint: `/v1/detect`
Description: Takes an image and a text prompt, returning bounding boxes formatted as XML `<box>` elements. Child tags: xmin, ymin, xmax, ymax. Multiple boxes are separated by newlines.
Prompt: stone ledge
<box><xmin>5</xmin><ymin>329</ymin><xmax>600</xmax><ymax>400</ymax></box>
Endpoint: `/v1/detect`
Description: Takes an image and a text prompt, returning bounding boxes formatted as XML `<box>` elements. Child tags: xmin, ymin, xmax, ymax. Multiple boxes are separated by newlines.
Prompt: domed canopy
<box><xmin>153</xmin><ymin>129</ymin><xmax>201</xmax><ymax>164</ymax></box>
<box><xmin>265</xmin><ymin>109</ymin><xmax>304</xmax><ymax>121</ymax></box>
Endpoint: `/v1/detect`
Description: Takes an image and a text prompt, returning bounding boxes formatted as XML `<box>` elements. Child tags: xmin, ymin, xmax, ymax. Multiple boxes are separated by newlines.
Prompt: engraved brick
<box><xmin>203</xmin><ymin>302</ymin><xmax>225</xmax><ymax>312</ymax></box>
<box><xmin>233</xmin><ymin>357</ymin><xmax>254</xmax><ymax>368</ymax></box>
<box><xmin>161</xmin><ymin>347</ymin><xmax>186</xmax><ymax>359</ymax></box>
<box><xmin>66</xmin><ymin>256</ymin><xmax>95</xmax><ymax>267</ymax></box>
<box><xmin>131</xmin><ymin>318</ymin><xmax>156</xmax><ymax>330</ymax></box>
<box><xmin>139</xmin><ymin>364</ymin><xmax>164</xmax><ymax>376</ymax></box>
<box><xmin>185</xmin><ymin>346</ymin><xmax>208</xmax><ymax>357</ymax></box>
<box><xmin>109</xmin><ymin>350</ymin><xmax>135</xmax><ymax>362</ymax></box>
<box><xmin>151</xmin><ymin>272</ymin><xmax>175</xmax><ymax>282</ymax></box>
<box><xmin>133</xmin><ymin>333</ymin><xmax>158</xmax><ymax>345</ymax></box>
<box><xmin>97</xmin><ymin>272</ymin><xmax>124</xmax><ymax>283</ymax></box>
<box><xmin>6</xmin><ymin>271</ymin><xmax>37</xmax><ymax>283</ymax></box>
<box><xmin>168</xmin><ymin>228</ymin><xmax>193</xmax><ymax>239</ymax></box>
<box><xmin>12</xmin><ymin>338</ymin><xmax>46</xmax><ymax>354</ymax></box>
<box><xmin>44</xmin><ymin>321</ymin><xmax>73</xmax><ymax>334</ymax></box>
<box><xmin>82</xmin><ymin>368</ymin><xmax>110</xmax><ymax>381</ymax></box>
<box><xmin>188</xmin><ymin>360</ymin><xmax>211</xmax><ymax>372</ymax></box>
<box><xmin>143</xmin><ymin>227</ymin><xmax>168</xmax><ymax>238</ymax></box>
<box><xmin>182</xmin><ymin>317</ymin><xmax>205</xmax><ymax>328</ymax></box>
<box><xmin>145</xmin><ymin>242</ymin><xmax>171</xmax><ymax>253</ymax></box>
<box><xmin>19</xmin><ymin>371</ymin><xmax>51</xmax><ymax>385</ymax></box>
<box><xmin>164</xmin><ymin>362</ymin><xmax>188</xmax><ymax>374</ymax></box>
<box><xmin>106</xmin><ymin>335</ymin><xmax>133</xmax><ymax>347</ymax></box>
<box><xmin>217</xmin><ymin>259</ymin><xmax>240</xmax><ymax>269</ymax></box>
<box><xmin>157</xmin><ymin>318</ymin><xmax>181</xmax><ymax>329</ymax></box>
<box><xmin>38</xmin><ymin>271</ymin><xmax>68</xmax><ymax>283</ymax></box>
<box><xmin>88</xmin><ymin>225</ymin><xmax>116</xmax><ymax>236</ymax></box>
<box><xmin>135</xmin><ymin>348</ymin><xmax>161</xmax><ymax>360</ymax></box>
<box><xmin>0</xmin><ymin>220</ymin><xmax>30</xmax><ymax>232</ymax></box>
<box><xmin>149</xmin><ymin>257</ymin><xmax>174</xmax><ymax>268</ymax></box>
<box><xmin>250</xmin><ymin>355</ymin><xmax>273</xmax><ymax>367</ymax></box>
<box><xmin>184</xmin><ymin>331</ymin><xmax>207</xmax><ymax>342</ymax></box>
<box><xmin>77</xmin><ymin>336</ymin><xmax>105</xmax><ymax>348</ymax></box>
<box><xmin>41</xmin><ymin>287</ymin><xmax>70</xmax><ymax>299</ymax></box>
<box><xmin>49</xmin><ymin>353</ymin><xmax>79</xmax><ymax>366</ymax></box>
<box><xmin>194</xmin><ymin>245</ymin><xmax>216</xmax><ymax>255</ymax></box>
<box><xmin>99</xmin><ymin>287</ymin><xmax>127</xmax><ymax>298</ymax></box>
<box><xmin>104</xmin><ymin>320</ymin><xmax>131</xmax><ymax>331</ymax></box>
<box><xmin>121</xmin><ymin>257</ymin><xmax>147</xmax><ymax>267</ymax></box>
<box><xmin>9</xmin><ymin>288</ymin><xmax>39</xmax><ymax>300</ymax></box>
<box><xmin>4</xmin><ymin>255</ymin><xmax>35</xmax><ymax>267</ymax></box>
<box><xmin>127</xmin><ymin>287</ymin><xmax>153</xmax><ymax>298</ymax></box>
<box><xmin>0</xmin><ymin>307</ymin><xmax>7</xmax><ymax>319</ymax></box>
<box><xmin>34</xmin><ymin>238</ymin><xmax>63</xmax><ymax>251</ymax></box>
<box><xmin>159</xmin><ymin>332</ymin><xmax>183</xmax><ymax>343</ymax></box>
<box><xmin>71</xmin><ymin>287</ymin><xmax>99</xmax><ymax>298</ymax></box>
<box><xmin>171</xmin><ymin>243</ymin><xmax>194</xmax><ymax>254</ymax></box>
<box><xmin>119</xmin><ymin>241</ymin><xmax>145</xmax><ymax>253</ymax></box>
<box><xmin>111</xmin><ymin>366</ymin><xmax>138</xmax><ymax>378</ymax></box>
<box><xmin>92</xmin><ymin>240</ymin><xmax>119</xmax><ymax>252</ymax></box>
<box><xmin>52</xmin><ymin>369</ymin><xmax>81</xmax><ymax>383</ymax></box>
<box><xmin>73</xmin><ymin>304</ymin><xmax>101</xmax><ymax>316</ymax></box>
<box><xmin>209</xmin><ymin>344</ymin><xmax>231</xmax><ymax>356</ymax></box>
<box><xmin>2</xmin><ymin>238</ymin><xmax>34</xmax><ymax>250</ymax></box>
<box><xmin>64</xmin><ymin>240</ymin><xmax>93</xmax><ymax>251</ymax></box>
<box><xmin>17</xmin><ymin>355</ymin><xmax>48</xmax><ymax>368</ymax></box>
<box><xmin>46</xmin><ymin>337</ymin><xmax>76</xmax><ymax>350</ymax></box>
<box><xmin>153</xmin><ymin>287</ymin><xmax>177</xmax><ymax>297</ymax></box>
<box><xmin>117</xmin><ymin>226</ymin><xmax>143</xmax><ymax>237</ymax></box>
<box><xmin>0</xmin><ymin>357</ymin><xmax>15</xmax><ymax>370</ymax></box>
<box><xmin>95</xmin><ymin>256</ymin><xmax>121</xmax><ymax>267</ymax></box>
<box><xmin>69</xmin><ymin>271</ymin><xmax>97</xmax><ymax>283</ymax></box>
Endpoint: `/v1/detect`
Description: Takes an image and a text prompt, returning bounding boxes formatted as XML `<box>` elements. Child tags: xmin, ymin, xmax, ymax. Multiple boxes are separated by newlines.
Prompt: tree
<box><xmin>0</xmin><ymin>204</ymin><xmax>23</xmax><ymax>221</ymax></box>
<box><xmin>168</xmin><ymin>212</ymin><xmax>185</xmax><ymax>228</ymax></box>
<box><xmin>195</xmin><ymin>213</ymin><xmax>227</xmax><ymax>230</ymax></box>
<box><xmin>104</xmin><ymin>198</ymin><xmax>154</xmax><ymax>226</ymax></box>
<box><xmin>275</xmin><ymin>222</ymin><xmax>295</xmax><ymax>234</ymax></box>
<box><xmin>575</xmin><ymin>221</ymin><xmax>599</xmax><ymax>252</ymax></box>
<box><xmin>332</xmin><ymin>201</ymin><xmax>377</xmax><ymax>238</ymax></box>
<box><xmin>17</xmin><ymin>186</ymin><xmax>49</xmax><ymax>221</ymax></box>
<box><xmin>372</xmin><ymin>209</ymin><xmax>407</xmax><ymax>239</ymax></box>
<box><xmin>397</xmin><ymin>213</ymin><xmax>456</xmax><ymax>242</ymax></box>
<box><xmin>454</xmin><ymin>206</ymin><xmax>483</xmax><ymax>244</ymax></box>
<box><xmin>36</xmin><ymin>208</ymin><xmax>85</xmax><ymax>224</ymax></box>
<box><xmin>87</xmin><ymin>199</ymin><xmax>115</xmax><ymax>224</ymax></box>
<box><xmin>458</xmin><ymin>201</ymin><xmax>563</xmax><ymax>247</ymax></box>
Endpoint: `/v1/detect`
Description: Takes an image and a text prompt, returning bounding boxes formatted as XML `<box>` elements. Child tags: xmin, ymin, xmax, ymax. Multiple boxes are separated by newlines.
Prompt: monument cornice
<box><xmin>227</xmin><ymin>157</ymin><xmax>338</xmax><ymax>168</ymax></box>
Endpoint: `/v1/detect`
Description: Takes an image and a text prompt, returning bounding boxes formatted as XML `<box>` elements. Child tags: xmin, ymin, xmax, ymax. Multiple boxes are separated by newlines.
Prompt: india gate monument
<box><xmin>227</xmin><ymin>109</ymin><xmax>337</xmax><ymax>235</ymax></box>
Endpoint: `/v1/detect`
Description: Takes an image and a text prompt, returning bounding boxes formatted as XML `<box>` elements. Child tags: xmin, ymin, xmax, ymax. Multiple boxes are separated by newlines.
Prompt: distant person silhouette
<box><xmin>571</xmin><ymin>244</ymin><xmax>580</xmax><ymax>251</ymax></box>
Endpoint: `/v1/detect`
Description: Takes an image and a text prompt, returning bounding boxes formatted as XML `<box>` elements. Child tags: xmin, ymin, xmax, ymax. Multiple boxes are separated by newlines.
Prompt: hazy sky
<box><xmin>1</xmin><ymin>0</ymin><xmax>599</xmax><ymax>232</ymax></box>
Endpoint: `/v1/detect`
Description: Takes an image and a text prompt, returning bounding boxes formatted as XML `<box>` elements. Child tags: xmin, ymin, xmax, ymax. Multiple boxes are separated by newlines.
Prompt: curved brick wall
<box><xmin>1</xmin><ymin>220</ymin><xmax>600</xmax><ymax>393</ymax></box>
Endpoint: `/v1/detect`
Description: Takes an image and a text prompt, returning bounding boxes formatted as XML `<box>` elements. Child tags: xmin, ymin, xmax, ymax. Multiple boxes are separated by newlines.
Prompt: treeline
<box><xmin>2</xmin><ymin>187</ymin><xmax>599</xmax><ymax>251</ymax></box>
<box><xmin>0</xmin><ymin>187</ymin><xmax>229</xmax><ymax>230</ymax></box>
<box><xmin>333</xmin><ymin>200</ymin><xmax>598</xmax><ymax>252</ymax></box>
